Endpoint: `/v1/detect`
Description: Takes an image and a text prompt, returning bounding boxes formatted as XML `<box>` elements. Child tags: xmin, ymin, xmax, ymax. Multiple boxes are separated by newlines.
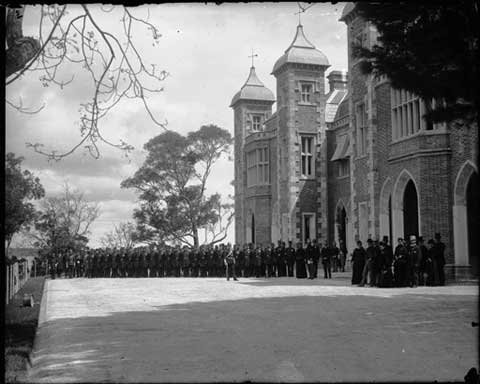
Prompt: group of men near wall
<box><xmin>350</xmin><ymin>233</ymin><xmax>446</xmax><ymax>288</ymax></box>
<box><xmin>43</xmin><ymin>234</ymin><xmax>445</xmax><ymax>287</ymax></box>
<box><xmin>43</xmin><ymin>240</ymin><xmax>347</xmax><ymax>281</ymax></box>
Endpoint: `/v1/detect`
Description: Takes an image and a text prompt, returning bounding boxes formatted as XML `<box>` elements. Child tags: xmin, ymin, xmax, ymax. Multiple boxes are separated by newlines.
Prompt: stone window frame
<box><xmin>300</xmin><ymin>135</ymin><xmax>315</xmax><ymax>179</ymax></box>
<box><xmin>337</xmin><ymin>159</ymin><xmax>350</xmax><ymax>178</ymax></box>
<box><xmin>251</xmin><ymin>114</ymin><xmax>263</xmax><ymax>132</ymax></box>
<box><xmin>390</xmin><ymin>89</ymin><xmax>447</xmax><ymax>142</ymax></box>
<box><xmin>246</xmin><ymin>147</ymin><xmax>270</xmax><ymax>186</ymax></box>
<box><xmin>298</xmin><ymin>81</ymin><xmax>315</xmax><ymax>105</ymax></box>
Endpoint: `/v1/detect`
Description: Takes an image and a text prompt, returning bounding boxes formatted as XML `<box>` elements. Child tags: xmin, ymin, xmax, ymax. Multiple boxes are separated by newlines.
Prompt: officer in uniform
<box><xmin>305</xmin><ymin>240</ymin><xmax>315</xmax><ymax>279</ymax></box>
<box><xmin>321</xmin><ymin>241</ymin><xmax>332</xmax><ymax>279</ymax></box>
<box><xmin>224</xmin><ymin>244</ymin><xmax>238</xmax><ymax>281</ymax></box>
<box><xmin>243</xmin><ymin>244</ymin><xmax>251</xmax><ymax>278</ymax></box>
<box><xmin>254</xmin><ymin>245</ymin><xmax>263</xmax><ymax>278</ymax></box>
<box><xmin>286</xmin><ymin>241</ymin><xmax>295</xmax><ymax>277</ymax></box>
<box><xmin>312</xmin><ymin>239</ymin><xmax>321</xmax><ymax>278</ymax></box>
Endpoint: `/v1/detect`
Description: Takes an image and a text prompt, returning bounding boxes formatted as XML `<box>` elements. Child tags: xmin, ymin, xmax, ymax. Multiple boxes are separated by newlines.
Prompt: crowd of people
<box><xmin>350</xmin><ymin>233</ymin><xmax>446</xmax><ymax>287</ymax></box>
<box><xmin>43</xmin><ymin>233</ymin><xmax>446</xmax><ymax>287</ymax></box>
<box><xmin>44</xmin><ymin>239</ymin><xmax>346</xmax><ymax>281</ymax></box>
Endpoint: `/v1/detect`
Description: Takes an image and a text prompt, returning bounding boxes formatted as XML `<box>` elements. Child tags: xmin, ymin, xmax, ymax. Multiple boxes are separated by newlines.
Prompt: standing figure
<box><xmin>339</xmin><ymin>240</ymin><xmax>347</xmax><ymax>272</ymax></box>
<box><xmin>321</xmin><ymin>241</ymin><xmax>332</xmax><ymax>279</ymax></box>
<box><xmin>331</xmin><ymin>242</ymin><xmax>339</xmax><ymax>273</ymax></box>
<box><xmin>360</xmin><ymin>239</ymin><xmax>375</xmax><ymax>286</ymax></box>
<box><xmin>295</xmin><ymin>243</ymin><xmax>307</xmax><ymax>279</ymax></box>
<box><xmin>264</xmin><ymin>245</ymin><xmax>273</xmax><ymax>278</ymax></box>
<box><xmin>286</xmin><ymin>241</ymin><xmax>296</xmax><ymax>277</ymax></box>
<box><xmin>393</xmin><ymin>238</ymin><xmax>408</xmax><ymax>287</ymax></box>
<box><xmin>305</xmin><ymin>240</ymin><xmax>315</xmax><ymax>279</ymax></box>
<box><xmin>351</xmin><ymin>241</ymin><xmax>366</xmax><ymax>284</ymax></box>
<box><xmin>254</xmin><ymin>245</ymin><xmax>263</xmax><ymax>278</ymax></box>
<box><xmin>407</xmin><ymin>235</ymin><xmax>420</xmax><ymax>287</ymax></box>
<box><xmin>243</xmin><ymin>244</ymin><xmax>251</xmax><ymax>278</ymax></box>
<box><xmin>224</xmin><ymin>244</ymin><xmax>238</xmax><ymax>281</ymax></box>
<box><xmin>433</xmin><ymin>233</ymin><xmax>446</xmax><ymax>286</ymax></box>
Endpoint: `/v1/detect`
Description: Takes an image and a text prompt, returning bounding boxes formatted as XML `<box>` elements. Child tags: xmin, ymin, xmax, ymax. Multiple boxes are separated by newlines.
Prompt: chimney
<box><xmin>327</xmin><ymin>70</ymin><xmax>348</xmax><ymax>92</ymax></box>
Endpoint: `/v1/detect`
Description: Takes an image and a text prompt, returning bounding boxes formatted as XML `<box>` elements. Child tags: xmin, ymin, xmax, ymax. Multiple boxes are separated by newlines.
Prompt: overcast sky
<box><xmin>6</xmin><ymin>2</ymin><xmax>348</xmax><ymax>247</ymax></box>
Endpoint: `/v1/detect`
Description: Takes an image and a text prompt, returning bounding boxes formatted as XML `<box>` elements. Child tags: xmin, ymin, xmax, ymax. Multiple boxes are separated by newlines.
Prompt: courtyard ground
<box><xmin>27</xmin><ymin>274</ymin><xmax>478</xmax><ymax>382</ymax></box>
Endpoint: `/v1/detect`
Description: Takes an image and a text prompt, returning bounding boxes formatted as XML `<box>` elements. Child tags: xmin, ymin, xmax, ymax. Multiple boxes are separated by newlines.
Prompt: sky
<box><xmin>6</xmin><ymin>2</ymin><xmax>348</xmax><ymax>247</ymax></box>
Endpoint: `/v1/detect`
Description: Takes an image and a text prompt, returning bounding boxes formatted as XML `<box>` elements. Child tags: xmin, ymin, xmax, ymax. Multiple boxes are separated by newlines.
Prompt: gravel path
<box><xmin>28</xmin><ymin>276</ymin><xmax>478</xmax><ymax>382</ymax></box>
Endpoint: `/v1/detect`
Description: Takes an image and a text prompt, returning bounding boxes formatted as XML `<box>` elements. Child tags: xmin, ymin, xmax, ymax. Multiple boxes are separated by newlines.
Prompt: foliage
<box><xmin>5</xmin><ymin>5</ymin><xmax>168</xmax><ymax>160</ymax></box>
<box><xmin>5</xmin><ymin>153</ymin><xmax>45</xmax><ymax>251</ymax></box>
<box><xmin>121</xmin><ymin>124</ymin><xmax>233</xmax><ymax>248</ymax></box>
<box><xmin>100</xmin><ymin>221</ymin><xmax>137</xmax><ymax>249</ymax></box>
<box><xmin>31</xmin><ymin>183</ymin><xmax>100</xmax><ymax>252</ymax></box>
<box><xmin>352</xmin><ymin>1</ymin><xmax>479</xmax><ymax>124</ymax></box>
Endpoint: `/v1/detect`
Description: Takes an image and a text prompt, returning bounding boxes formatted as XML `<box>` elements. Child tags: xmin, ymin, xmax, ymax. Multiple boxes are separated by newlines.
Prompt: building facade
<box><xmin>231</xmin><ymin>4</ymin><xmax>479</xmax><ymax>280</ymax></box>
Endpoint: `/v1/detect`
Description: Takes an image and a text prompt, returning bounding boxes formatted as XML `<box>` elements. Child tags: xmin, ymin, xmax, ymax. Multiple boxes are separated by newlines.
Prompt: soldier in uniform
<box><xmin>286</xmin><ymin>241</ymin><xmax>295</xmax><ymax>277</ymax></box>
<box><xmin>331</xmin><ymin>241</ymin><xmax>340</xmax><ymax>273</ymax></box>
<box><xmin>199</xmin><ymin>247</ymin><xmax>208</xmax><ymax>277</ymax></box>
<box><xmin>233</xmin><ymin>244</ymin><xmax>243</xmax><ymax>278</ymax></box>
<box><xmin>312</xmin><ymin>239</ymin><xmax>321</xmax><ymax>278</ymax></box>
<box><xmin>265</xmin><ymin>244</ymin><xmax>274</xmax><ymax>278</ymax></box>
<box><xmin>321</xmin><ymin>241</ymin><xmax>332</xmax><ymax>279</ymax></box>
<box><xmin>254</xmin><ymin>245</ymin><xmax>262</xmax><ymax>278</ymax></box>
<box><xmin>305</xmin><ymin>240</ymin><xmax>315</xmax><ymax>279</ymax></box>
<box><xmin>224</xmin><ymin>243</ymin><xmax>238</xmax><ymax>281</ymax></box>
<box><xmin>242</xmin><ymin>244</ymin><xmax>251</xmax><ymax>278</ymax></box>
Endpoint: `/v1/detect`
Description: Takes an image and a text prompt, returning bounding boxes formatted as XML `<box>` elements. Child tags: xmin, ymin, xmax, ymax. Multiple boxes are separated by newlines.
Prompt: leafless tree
<box><xmin>100</xmin><ymin>221</ymin><xmax>137</xmax><ymax>250</ymax></box>
<box><xmin>28</xmin><ymin>182</ymin><xmax>100</xmax><ymax>250</ymax></box>
<box><xmin>5</xmin><ymin>5</ymin><xmax>168</xmax><ymax>161</ymax></box>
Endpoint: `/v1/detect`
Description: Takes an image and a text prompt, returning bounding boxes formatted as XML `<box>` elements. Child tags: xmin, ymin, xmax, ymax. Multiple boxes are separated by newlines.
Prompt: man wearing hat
<box><xmin>407</xmin><ymin>235</ymin><xmax>419</xmax><ymax>287</ymax></box>
<box><xmin>224</xmin><ymin>243</ymin><xmax>238</xmax><ymax>281</ymax></box>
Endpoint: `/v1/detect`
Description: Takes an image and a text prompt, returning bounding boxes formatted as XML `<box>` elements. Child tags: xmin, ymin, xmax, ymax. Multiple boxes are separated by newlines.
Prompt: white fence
<box><xmin>5</xmin><ymin>260</ymin><xmax>30</xmax><ymax>305</ymax></box>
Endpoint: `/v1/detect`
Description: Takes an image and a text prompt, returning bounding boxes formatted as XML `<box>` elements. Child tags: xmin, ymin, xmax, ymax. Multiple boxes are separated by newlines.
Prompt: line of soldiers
<box><xmin>45</xmin><ymin>240</ymin><xmax>348</xmax><ymax>280</ymax></box>
<box><xmin>351</xmin><ymin>233</ymin><xmax>446</xmax><ymax>288</ymax></box>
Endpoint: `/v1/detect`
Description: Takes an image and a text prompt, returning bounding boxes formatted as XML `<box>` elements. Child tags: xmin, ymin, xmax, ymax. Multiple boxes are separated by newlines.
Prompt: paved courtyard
<box><xmin>28</xmin><ymin>275</ymin><xmax>478</xmax><ymax>382</ymax></box>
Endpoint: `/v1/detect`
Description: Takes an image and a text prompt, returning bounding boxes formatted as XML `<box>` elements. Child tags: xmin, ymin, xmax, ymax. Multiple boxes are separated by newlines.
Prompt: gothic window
<box><xmin>301</xmin><ymin>136</ymin><xmax>314</xmax><ymax>178</ymax></box>
<box><xmin>300</xmin><ymin>83</ymin><xmax>313</xmax><ymax>103</ymax></box>
<box><xmin>355</xmin><ymin>103</ymin><xmax>367</xmax><ymax>156</ymax></box>
<box><xmin>391</xmin><ymin>89</ymin><xmax>444</xmax><ymax>140</ymax></box>
<box><xmin>337</xmin><ymin>159</ymin><xmax>350</xmax><ymax>178</ymax></box>
<box><xmin>257</xmin><ymin>147</ymin><xmax>269</xmax><ymax>184</ymax></box>
<box><xmin>246</xmin><ymin>148</ymin><xmax>269</xmax><ymax>186</ymax></box>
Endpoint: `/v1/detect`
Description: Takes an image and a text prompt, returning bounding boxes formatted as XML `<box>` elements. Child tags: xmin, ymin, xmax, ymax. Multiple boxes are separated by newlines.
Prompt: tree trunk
<box><xmin>6</xmin><ymin>6</ymin><xmax>41</xmax><ymax>78</ymax></box>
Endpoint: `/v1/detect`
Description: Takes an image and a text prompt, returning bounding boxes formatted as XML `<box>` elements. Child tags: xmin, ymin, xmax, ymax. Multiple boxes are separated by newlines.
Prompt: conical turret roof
<box><xmin>272</xmin><ymin>24</ymin><xmax>330</xmax><ymax>74</ymax></box>
<box><xmin>230</xmin><ymin>66</ymin><xmax>275</xmax><ymax>107</ymax></box>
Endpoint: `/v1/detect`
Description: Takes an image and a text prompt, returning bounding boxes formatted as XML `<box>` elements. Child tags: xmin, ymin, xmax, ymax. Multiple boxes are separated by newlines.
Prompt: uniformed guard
<box><xmin>321</xmin><ymin>241</ymin><xmax>332</xmax><ymax>279</ymax></box>
<box><xmin>286</xmin><ymin>241</ymin><xmax>295</xmax><ymax>277</ymax></box>
<box><xmin>215</xmin><ymin>245</ymin><xmax>224</xmax><ymax>277</ymax></box>
<box><xmin>305</xmin><ymin>239</ymin><xmax>315</xmax><ymax>279</ymax></box>
<box><xmin>433</xmin><ymin>233</ymin><xmax>446</xmax><ymax>286</ymax></box>
<box><xmin>224</xmin><ymin>243</ymin><xmax>238</xmax><ymax>281</ymax></box>
<box><xmin>295</xmin><ymin>242</ymin><xmax>307</xmax><ymax>278</ymax></box>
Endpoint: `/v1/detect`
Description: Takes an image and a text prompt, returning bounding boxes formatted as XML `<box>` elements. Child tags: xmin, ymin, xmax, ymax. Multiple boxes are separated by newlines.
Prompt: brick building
<box><xmin>231</xmin><ymin>4</ymin><xmax>479</xmax><ymax>280</ymax></box>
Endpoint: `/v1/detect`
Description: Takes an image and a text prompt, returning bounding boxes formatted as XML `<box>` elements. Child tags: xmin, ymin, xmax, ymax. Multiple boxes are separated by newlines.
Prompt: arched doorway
<box><xmin>403</xmin><ymin>180</ymin><xmax>419</xmax><ymax>238</ymax></box>
<box><xmin>466</xmin><ymin>173</ymin><xmax>479</xmax><ymax>275</ymax></box>
<box><xmin>392</xmin><ymin>170</ymin><xmax>420</xmax><ymax>243</ymax></box>
<box><xmin>337</xmin><ymin>206</ymin><xmax>347</xmax><ymax>248</ymax></box>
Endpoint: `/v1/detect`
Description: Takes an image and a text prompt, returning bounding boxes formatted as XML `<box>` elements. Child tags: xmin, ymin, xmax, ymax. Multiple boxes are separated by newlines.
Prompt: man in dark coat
<box><xmin>312</xmin><ymin>239</ymin><xmax>321</xmax><ymax>278</ymax></box>
<box><xmin>243</xmin><ymin>244</ymin><xmax>251</xmax><ymax>278</ymax></box>
<box><xmin>305</xmin><ymin>240</ymin><xmax>316</xmax><ymax>279</ymax></box>
<box><xmin>321</xmin><ymin>241</ymin><xmax>332</xmax><ymax>279</ymax></box>
<box><xmin>224</xmin><ymin>244</ymin><xmax>238</xmax><ymax>281</ymax></box>
<box><xmin>286</xmin><ymin>241</ymin><xmax>295</xmax><ymax>277</ymax></box>
<box><xmin>393</xmin><ymin>238</ymin><xmax>408</xmax><ymax>287</ymax></box>
<box><xmin>295</xmin><ymin>242</ymin><xmax>307</xmax><ymax>278</ymax></box>
<box><xmin>432</xmin><ymin>233</ymin><xmax>446</xmax><ymax>286</ymax></box>
<box><xmin>351</xmin><ymin>240</ymin><xmax>366</xmax><ymax>284</ymax></box>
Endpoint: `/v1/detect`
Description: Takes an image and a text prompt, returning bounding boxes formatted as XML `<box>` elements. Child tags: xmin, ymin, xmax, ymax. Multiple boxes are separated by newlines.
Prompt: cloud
<box><xmin>6</xmin><ymin>3</ymin><xmax>349</xmax><ymax>247</ymax></box>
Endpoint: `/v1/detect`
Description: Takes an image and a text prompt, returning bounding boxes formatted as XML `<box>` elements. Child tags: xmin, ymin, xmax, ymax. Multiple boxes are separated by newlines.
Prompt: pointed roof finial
<box><xmin>248</xmin><ymin>48</ymin><xmax>258</xmax><ymax>68</ymax></box>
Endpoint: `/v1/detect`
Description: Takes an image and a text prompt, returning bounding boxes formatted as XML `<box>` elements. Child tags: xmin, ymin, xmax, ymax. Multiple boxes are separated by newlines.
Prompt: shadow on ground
<box><xmin>28</xmin><ymin>292</ymin><xmax>478</xmax><ymax>383</ymax></box>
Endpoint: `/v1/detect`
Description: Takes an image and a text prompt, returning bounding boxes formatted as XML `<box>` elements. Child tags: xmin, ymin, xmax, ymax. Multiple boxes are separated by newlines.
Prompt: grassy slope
<box><xmin>4</xmin><ymin>277</ymin><xmax>46</xmax><ymax>383</ymax></box>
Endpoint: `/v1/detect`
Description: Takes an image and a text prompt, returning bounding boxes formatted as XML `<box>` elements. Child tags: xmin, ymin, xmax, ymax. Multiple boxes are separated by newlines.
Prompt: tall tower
<box><xmin>230</xmin><ymin>66</ymin><xmax>275</xmax><ymax>245</ymax></box>
<box><xmin>271</xmin><ymin>23</ymin><xmax>330</xmax><ymax>244</ymax></box>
